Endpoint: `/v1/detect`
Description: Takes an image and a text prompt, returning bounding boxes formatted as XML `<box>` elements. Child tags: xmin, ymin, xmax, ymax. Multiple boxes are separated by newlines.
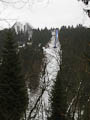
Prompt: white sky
<box><xmin>0</xmin><ymin>0</ymin><xmax>90</xmax><ymax>29</ymax></box>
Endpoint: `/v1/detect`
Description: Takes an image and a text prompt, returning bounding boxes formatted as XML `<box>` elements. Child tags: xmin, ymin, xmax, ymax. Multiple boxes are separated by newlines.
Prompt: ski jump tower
<box><xmin>54</xmin><ymin>28</ymin><xmax>58</xmax><ymax>48</ymax></box>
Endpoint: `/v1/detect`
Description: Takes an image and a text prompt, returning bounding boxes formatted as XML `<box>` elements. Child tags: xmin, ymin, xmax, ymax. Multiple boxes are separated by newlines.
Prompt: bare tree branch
<box><xmin>27</xmin><ymin>87</ymin><xmax>46</xmax><ymax>120</ymax></box>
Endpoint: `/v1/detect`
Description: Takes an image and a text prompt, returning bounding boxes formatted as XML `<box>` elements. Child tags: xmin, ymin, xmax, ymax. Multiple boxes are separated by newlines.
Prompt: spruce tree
<box><xmin>49</xmin><ymin>66</ymin><xmax>67</xmax><ymax>120</ymax></box>
<box><xmin>0</xmin><ymin>29</ymin><xmax>28</xmax><ymax>120</ymax></box>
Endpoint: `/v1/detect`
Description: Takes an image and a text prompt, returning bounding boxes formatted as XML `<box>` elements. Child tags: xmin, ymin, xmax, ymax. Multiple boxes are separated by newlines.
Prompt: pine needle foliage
<box><xmin>49</xmin><ymin>66</ymin><xmax>67</xmax><ymax>120</ymax></box>
<box><xmin>0</xmin><ymin>29</ymin><xmax>28</xmax><ymax>120</ymax></box>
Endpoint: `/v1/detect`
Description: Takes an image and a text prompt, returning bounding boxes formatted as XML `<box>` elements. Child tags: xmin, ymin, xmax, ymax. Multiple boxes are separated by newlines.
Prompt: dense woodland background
<box><xmin>0</xmin><ymin>23</ymin><xmax>90</xmax><ymax>120</ymax></box>
<box><xmin>51</xmin><ymin>25</ymin><xmax>90</xmax><ymax>120</ymax></box>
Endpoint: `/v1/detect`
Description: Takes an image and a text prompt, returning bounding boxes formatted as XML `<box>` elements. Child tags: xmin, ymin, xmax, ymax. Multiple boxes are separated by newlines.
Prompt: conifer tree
<box><xmin>0</xmin><ymin>29</ymin><xmax>28</xmax><ymax>120</ymax></box>
<box><xmin>49</xmin><ymin>66</ymin><xmax>67</xmax><ymax>120</ymax></box>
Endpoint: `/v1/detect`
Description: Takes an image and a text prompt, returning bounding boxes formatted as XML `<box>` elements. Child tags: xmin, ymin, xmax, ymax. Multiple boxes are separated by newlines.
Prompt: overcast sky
<box><xmin>0</xmin><ymin>0</ymin><xmax>90</xmax><ymax>29</ymax></box>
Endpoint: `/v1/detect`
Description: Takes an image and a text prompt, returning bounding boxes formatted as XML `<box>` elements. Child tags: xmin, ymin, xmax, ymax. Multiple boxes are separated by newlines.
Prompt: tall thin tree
<box><xmin>49</xmin><ymin>66</ymin><xmax>67</xmax><ymax>120</ymax></box>
<box><xmin>0</xmin><ymin>29</ymin><xmax>28</xmax><ymax>120</ymax></box>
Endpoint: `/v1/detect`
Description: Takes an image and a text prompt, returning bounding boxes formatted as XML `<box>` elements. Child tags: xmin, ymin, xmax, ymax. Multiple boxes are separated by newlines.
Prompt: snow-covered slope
<box><xmin>13</xmin><ymin>22</ymin><xmax>33</xmax><ymax>47</ymax></box>
<box><xmin>26</xmin><ymin>30</ymin><xmax>61</xmax><ymax>120</ymax></box>
<box><xmin>13</xmin><ymin>22</ymin><xmax>33</xmax><ymax>33</ymax></box>
<box><xmin>43</xmin><ymin>30</ymin><xmax>60</xmax><ymax>93</ymax></box>
<box><xmin>41</xmin><ymin>30</ymin><xmax>60</xmax><ymax>119</ymax></box>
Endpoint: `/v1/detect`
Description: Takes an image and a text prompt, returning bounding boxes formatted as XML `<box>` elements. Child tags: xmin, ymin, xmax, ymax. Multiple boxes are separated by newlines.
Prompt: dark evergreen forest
<box><xmin>0</xmin><ymin>24</ymin><xmax>90</xmax><ymax>120</ymax></box>
<box><xmin>0</xmin><ymin>28</ymin><xmax>51</xmax><ymax>92</ymax></box>
<box><xmin>50</xmin><ymin>25</ymin><xmax>90</xmax><ymax>120</ymax></box>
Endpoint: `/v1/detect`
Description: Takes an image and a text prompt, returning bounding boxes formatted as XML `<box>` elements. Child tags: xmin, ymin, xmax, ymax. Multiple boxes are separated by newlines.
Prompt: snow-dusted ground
<box><xmin>43</xmin><ymin>32</ymin><xmax>60</xmax><ymax>82</ymax></box>
<box><xmin>26</xmin><ymin>31</ymin><xmax>61</xmax><ymax>120</ymax></box>
<box><xmin>41</xmin><ymin>31</ymin><xmax>61</xmax><ymax>119</ymax></box>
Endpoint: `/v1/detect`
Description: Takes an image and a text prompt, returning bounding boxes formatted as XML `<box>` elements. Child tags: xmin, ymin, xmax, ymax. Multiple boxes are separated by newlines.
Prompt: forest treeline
<box><xmin>0</xmin><ymin>28</ymin><xmax>51</xmax><ymax>91</ymax></box>
<box><xmin>50</xmin><ymin>25</ymin><xmax>90</xmax><ymax>120</ymax></box>
<box><xmin>0</xmin><ymin>27</ymin><xmax>51</xmax><ymax>120</ymax></box>
<box><xmin>20</xmin><ymin>28</ymin><xmax>51</xmax><ymax>91</ymax></box>
<box><xmin>0</xmin><ymin>24</ymin><xmax>90</xmax><ymax>120</ymax></box>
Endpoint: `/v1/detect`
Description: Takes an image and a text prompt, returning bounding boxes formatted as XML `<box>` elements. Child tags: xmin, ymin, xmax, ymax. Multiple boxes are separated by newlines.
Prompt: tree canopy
<box><xmin>0</xmin><ymin>29</ymin><xmax>28</xmax><ymax>120</ymax></box>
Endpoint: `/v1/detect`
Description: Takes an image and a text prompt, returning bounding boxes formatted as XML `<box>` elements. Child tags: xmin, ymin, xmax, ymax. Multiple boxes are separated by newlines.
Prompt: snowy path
<box><xmin>26</xmin><ymin>32</ymin><xmax>61</xmax><ymax>120</ymax></box>
<box><xmin>42</xmin><ymin>32</ymin><xmax>61</xmax><ymax>119</ymax></box>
